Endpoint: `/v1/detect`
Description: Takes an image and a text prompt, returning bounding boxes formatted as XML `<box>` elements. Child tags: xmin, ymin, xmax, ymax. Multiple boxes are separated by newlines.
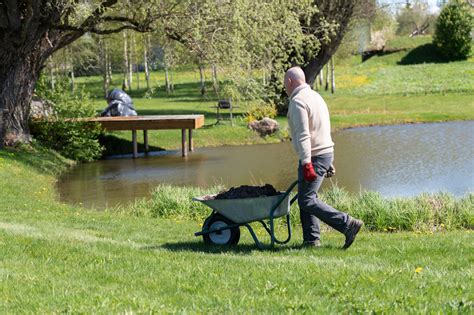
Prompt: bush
<box><xmin>32</xmin><ymin>77</ymin><xmax>103</xmax><ymax>162</ymax></box>
<box><xmin>433</xmin><ymin>2</ymin><xmax>473</xmax><ymax>60</ymax></box>
<box><xmin>245</xmin><ymin>101</ymin><xmax>278</xmax><ymax>123</ymax></box>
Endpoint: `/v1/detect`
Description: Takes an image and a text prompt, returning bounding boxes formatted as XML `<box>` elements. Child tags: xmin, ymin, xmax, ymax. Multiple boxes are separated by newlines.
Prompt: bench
<box><xmin>210</xmin><ymin>99</ymin><xmax>239</xmax><ymax>126</ymax></box>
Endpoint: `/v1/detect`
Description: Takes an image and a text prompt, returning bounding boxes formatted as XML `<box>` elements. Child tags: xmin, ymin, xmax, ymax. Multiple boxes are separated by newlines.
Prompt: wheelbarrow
<box><xmin>193</xmin><ymin>180</ymin><xmax>298</xmax><ymax>249</ymax></box>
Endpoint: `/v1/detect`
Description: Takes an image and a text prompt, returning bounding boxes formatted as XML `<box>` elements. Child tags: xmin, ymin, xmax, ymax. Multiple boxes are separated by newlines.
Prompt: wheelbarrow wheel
<box><xmin>203</xmin><ymin>213</ymin><xmax>240</xmax><ymax>245</ymax></box>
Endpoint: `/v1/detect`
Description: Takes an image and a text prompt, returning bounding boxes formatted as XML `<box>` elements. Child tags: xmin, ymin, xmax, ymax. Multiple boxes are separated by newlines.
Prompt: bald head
<box><xmin>284</xmin><ymin>67</ymin><xmax>306</xmax><ymax>96</ymax></box>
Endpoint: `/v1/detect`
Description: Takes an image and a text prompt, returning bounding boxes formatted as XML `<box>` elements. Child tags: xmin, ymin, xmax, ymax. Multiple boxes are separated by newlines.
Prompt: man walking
<box><xmin>285</xmin><ymin>66</ymin><xmax>363</xmax><ymax>249</ymax></box>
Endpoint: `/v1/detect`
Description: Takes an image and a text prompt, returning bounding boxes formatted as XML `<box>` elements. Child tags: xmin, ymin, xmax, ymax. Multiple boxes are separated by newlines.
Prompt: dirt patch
<box><xmin>212</xmin><ymin>184</ymin><xmax>280</xmax><ymax>200</ymax></box>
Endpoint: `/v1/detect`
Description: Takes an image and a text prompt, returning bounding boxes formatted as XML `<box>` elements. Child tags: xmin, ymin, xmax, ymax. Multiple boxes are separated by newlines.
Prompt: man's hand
<box><xmin>325</xmin><ymin>164</ymin><xmax>336</xmax><ymax>178</ymax></box>
<box><xmin>303</xmin><ymin>163</ymin><xmax>317</xmax><ymax>182</ymax></box>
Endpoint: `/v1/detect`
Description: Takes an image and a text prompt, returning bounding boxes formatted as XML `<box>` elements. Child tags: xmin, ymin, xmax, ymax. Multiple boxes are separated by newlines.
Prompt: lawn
<box><xmin>1</xmin><ymin>145</ymin><xmax>473</xmax><ymax>313</ymax></box>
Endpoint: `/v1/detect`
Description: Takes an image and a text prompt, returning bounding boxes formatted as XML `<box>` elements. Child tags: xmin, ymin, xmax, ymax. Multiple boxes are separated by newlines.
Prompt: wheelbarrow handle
<box><xmin>270</xmin><ymin>180</ymin><xmax>298</xmax><ymax>217</ymax></box>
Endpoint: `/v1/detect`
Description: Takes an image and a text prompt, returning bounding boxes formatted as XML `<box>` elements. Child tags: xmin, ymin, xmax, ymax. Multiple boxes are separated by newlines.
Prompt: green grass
<box><xmin>1</xmin><ymin>146</ymin><xmax>473</xmax><ymax>313</ymax></box>
<box><xmin>120</xmin><ymin>184</ymin><xmax>473</xmax><ymax>232</ymax></box>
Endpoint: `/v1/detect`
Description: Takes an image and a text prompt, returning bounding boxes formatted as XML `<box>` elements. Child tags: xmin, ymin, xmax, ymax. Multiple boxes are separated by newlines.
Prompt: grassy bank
<box><xmin>70</xmin><ymin>35</ymin><xmax>474</xmax><ymax>154</ymax></box>
<box><xmin>1</xmin><ymin>147</ymin><xmax>473</xmax><ymax>312</ymax></box>
<box><xmin>121</xmin><ymin>184</ymin><xmax>473</xmax><ymax>232</ymax></box>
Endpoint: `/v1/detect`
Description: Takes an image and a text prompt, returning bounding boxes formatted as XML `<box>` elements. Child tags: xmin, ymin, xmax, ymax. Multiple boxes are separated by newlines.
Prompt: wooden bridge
<box><xmin>89</xmin><ymin>115</ymin><xmax>205</xmax><ymax>158</ymax></box>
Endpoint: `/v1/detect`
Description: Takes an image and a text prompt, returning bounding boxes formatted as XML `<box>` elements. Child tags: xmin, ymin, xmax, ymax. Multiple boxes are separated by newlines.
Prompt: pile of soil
<box><xmin>214</xmin><ymin>184</ymin><xmax>280</xmax><ymax>200</ymax></box>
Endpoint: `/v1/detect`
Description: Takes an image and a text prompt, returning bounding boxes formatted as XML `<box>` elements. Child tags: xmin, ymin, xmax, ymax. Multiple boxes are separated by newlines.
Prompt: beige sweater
<box><xmin>287</xmin><ymin>84</ymin><xmax>334</xmax><ymax>164</ymax></box>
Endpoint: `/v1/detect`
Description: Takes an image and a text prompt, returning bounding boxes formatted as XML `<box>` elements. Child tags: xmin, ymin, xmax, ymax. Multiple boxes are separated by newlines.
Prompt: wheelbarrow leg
<box><xmin>268</xmin><ymin>215</ymin><xmax>292</xmax><ymax>245</ymax></box>
<box><xmin>243</xmin><ymin>223</ymin><xmax>274</xmax><ymax>250</ymax></box>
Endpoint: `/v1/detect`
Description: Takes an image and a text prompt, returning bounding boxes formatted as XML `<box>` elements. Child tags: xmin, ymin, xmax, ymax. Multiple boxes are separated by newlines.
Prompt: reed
<box><xmin>119</xmin><ymin>184</ymin><xmax>473</xmax><ymax>232</ymax></box>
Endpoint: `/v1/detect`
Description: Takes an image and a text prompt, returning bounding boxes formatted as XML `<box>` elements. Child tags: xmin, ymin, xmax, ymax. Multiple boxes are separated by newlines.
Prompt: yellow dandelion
<box><xmin>415</xmin><ymin>267</ymin><xmax>423</xmax><ymax>273</ymax></box>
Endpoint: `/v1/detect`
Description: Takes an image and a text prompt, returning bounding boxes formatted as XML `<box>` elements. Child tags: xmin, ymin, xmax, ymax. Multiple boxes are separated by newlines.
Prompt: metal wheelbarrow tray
<box><xmin>193</xmin><ymin>180</ymin><xmax>298</xmax><ymax>249</ymax></box>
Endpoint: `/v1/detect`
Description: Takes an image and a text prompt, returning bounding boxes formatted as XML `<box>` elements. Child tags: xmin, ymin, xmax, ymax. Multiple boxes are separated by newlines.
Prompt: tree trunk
<box><xmin>199</xmin><ymin>64</ymin><xmax>206</xmax><ymax>96</ymax></box>
<box><xmin>122</xmin><ymin>32</ymin><xmax>130</xmax><ymax>91</ymax></box>
<box><xmin>330</xmin><ymin>57</ymin><xmax>335</xmax><ymax>94</ymax></box>
<box><xmin>136</xmin><ymin>64</ymin><xmax>140</xmax><ymax>91</ymax></box>
<box><xmin>128</xmin><ymin>33</ymin><xmax>133</xmax><ymax>87</ymax></box>
<box><xmin>132</xmin><ymin>34</ymin><xmax>139</xmax><ymax>91</ymax></box>
<box><xmin>107</xmin><ymin>48</ymin><xmax>113</xmax><ymax>85</ymax></box>
<box><xmin>49</xmin><ymin>58</ymin><xmax>55</xmax><ymax>91</ymax></box>
<box><xmin>0</xmin><ymin>0</ymin><xmax>155</xmax><ymax>145</ymax></box>
<box><xmin>212</xmin><ymin>64</ymin><xmax>219</xmax><ymax>95</ymax></box>
<box><xmin>67</xmin><ymin>47</ymin><xmax>75</xmax><ymax>92</ymax></box>
<box><xmin>1</xmin><ymin>56</ymin><xmax>44</xmax><ymax>142</ymax></box>
<box><xmin>99</xmin><ymin>38</ymin><xmax>110</xmax><ymax>98</ymax></box>
<box><xmin>144</xmin><ymin>36</ymin><xmax>150</xmax><ymax>90</ymax></box>
<box><xmin>165</xmin><ymin>66</ymin><xmax>171</xmax><ymax>93</ymax></box>
<box><xmin>325</xmin><ymin>63</ymin><xmax>329</xmax><ymax>91</ymax></box>
<box><xmin>70</xmin><ymin>67</ymin><xmax>75</xmax><ymax>92</ymax></box>
<box><xmin>169</xmin><ymin>69</ymin><xmax>174</xmax><ymax>92</ymax></box>
<box><xmin>301</xmin><ymin>1</ymin><xmax>357</xmax><ymax>87</ymax></box>
<box><xmin>319</xmin><ymin>68</ymin><xmax>324</xmax><ymax>87</ymax></box>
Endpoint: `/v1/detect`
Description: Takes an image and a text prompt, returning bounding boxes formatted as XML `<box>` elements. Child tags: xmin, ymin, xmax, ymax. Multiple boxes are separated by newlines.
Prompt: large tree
<box><xmin>263</xmin><ymin>0</ymin><xmax>375</xmax><ymax>111</ymax></box>
<box><xmin>0</xmin><ymin>0</ymin><xmax>171</xmax><ymax>143</ymax></box>
<box><xmin>298</xmin><ymin>0</ymin><xmax>376</xmax><ymax>87</ymax></box>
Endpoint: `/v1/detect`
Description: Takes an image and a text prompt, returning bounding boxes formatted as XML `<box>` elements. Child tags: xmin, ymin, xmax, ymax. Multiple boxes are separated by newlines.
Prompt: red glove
<box><xmin>303</xmin><ymin>163</ymin><xmax>317</xmax><ymax>182</ymax></box>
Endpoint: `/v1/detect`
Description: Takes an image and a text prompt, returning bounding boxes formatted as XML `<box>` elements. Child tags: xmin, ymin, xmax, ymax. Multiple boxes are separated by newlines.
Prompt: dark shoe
<box><xmin>302</xmin><ymin>240</ymin><xmax>321</xmax><ymax>248</ymax></box>
<box><xmin>343</xmin><ymin>218</ymin><xmax>363</xmax><ymax>249</ymax></box>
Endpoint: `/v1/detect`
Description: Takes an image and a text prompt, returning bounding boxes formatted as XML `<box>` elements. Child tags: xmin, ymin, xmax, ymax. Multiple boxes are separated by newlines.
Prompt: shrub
<box><xmin>32</xmin><ymin>77</ymin><xmax>103</xmax><ymax>162</ymax></box>
<box><xmin>245</xmin><ymin>101</ymin><xmax>278</xmax><ymax>123</ymax></box>
<box><xmin>433</xmin><ymin>2</ymin><xmax>473</xmax><ymax>60</ymax></box>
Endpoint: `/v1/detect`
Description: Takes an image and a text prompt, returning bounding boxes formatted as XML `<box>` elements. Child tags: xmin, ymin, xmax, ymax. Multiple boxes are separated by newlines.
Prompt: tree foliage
<box><xmin>396</xmin><ymin>3</ymin><xmax>437</xmax><ymax>36</ymax></box>
<box><xmin>32</xmin><ymin>77</ymin><xmax>103</xmax><ymax>162</ymax></box>
<box><xmin>433</xmin><ymin>1</ymin><xmax>473</xmax><ymax>60</ymax></box>
<box><xmin>0</xmin><ymin>0</ymin><xmax>177</xmax><ymax>142</ymax></box>
<box><xmin>1</xmin><ymin>0</ymin><xmax>368</xmax><ymax>144</ymax></box>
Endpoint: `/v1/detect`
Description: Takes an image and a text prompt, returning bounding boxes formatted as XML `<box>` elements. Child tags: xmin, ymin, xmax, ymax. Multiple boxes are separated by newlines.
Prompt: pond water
<box><xmin>58</xmin><ymin>121</ymin><xmax>474</xmax><ymax>209</ymax></box>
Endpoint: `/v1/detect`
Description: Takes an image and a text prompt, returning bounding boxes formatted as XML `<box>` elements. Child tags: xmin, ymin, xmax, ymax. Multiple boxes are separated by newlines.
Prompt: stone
<box><xmin>29</xmin><ymin>94</ymin><xmax>54</xmax><ymax>121</ymax></box>
<box><xmin>248</xmin><ymin>117</ymin><xmax>279</xmax><ymax>137</ymax></box>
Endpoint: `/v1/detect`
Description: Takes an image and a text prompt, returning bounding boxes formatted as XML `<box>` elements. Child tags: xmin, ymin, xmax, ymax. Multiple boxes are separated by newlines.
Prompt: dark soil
<box><xmin>214</xmin><ymin>184</ymin><xmax>280</xmax><ymax>200</ymax></box>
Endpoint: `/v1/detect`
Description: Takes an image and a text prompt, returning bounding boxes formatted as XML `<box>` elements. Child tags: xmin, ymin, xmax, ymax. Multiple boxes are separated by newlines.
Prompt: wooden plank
<box><xmin>181</xmin><ymin>129</ymin><xmax>187</xmax><ymax>157</ymax></box>
<box><xmin>98</xmin><ymin>120</ymin><xmax>197</xmax><ymax>131</ymax></box>
<box><xmin>90</xmin><ymin>115</ymin><xmax>203</xmax><ymax>121</ymax></box>
<box><xmin>132</xmin><ymin>130</ymin><xmax>138</xmax><ymax>158</ymax></box>
<box><xmin>89</xmin><ymin>115</ymin><xmax>205</xmax><ymax>131</ymax></box>
<box><xmin>194</xmin><ymin>115</ymin><xmax>205</xmax><ymax>129</ymax></box>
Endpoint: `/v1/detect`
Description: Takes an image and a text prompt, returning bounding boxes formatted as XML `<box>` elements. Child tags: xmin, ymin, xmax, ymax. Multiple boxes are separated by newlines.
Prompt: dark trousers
<box><xmin>298</xmin><ymin>153</ymin><xmax>350</xmax><ymax>243</ymax></box>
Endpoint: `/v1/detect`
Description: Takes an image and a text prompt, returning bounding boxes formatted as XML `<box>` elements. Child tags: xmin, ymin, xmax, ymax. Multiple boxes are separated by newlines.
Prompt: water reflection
<box><xmin>58</xmin><ymin>121</ymin><xmax>474</xmax><ymax>208</ymax></box>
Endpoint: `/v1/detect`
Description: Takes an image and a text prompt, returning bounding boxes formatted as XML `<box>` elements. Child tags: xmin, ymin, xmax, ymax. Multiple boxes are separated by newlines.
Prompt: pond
<box><xmin>58</xmin><ymin>121</ymin><xmax>474</xmax><ymax>209</ymax></box>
